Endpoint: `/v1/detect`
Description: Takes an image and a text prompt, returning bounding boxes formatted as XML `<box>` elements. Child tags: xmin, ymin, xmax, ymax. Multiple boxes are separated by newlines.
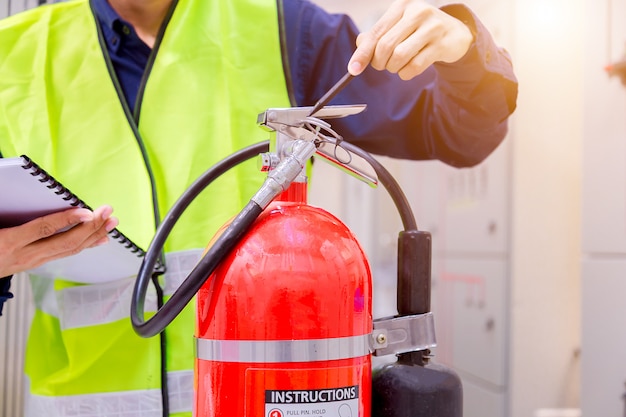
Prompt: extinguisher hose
<box><xmin>132</xmin><ymin>138</ymin><xmax>428</xmax><ymax>346</ymax></box>
<box><xmin>131</xmin><ymin>141</ymin><xmax>269</xmax><ymax>338</ymax></box>
<box><xmin>339</xmin><ymin>141</ymin><xmax>432</xmax><ymax>326</ymax></box>
<box><xmin>133</xmin><ymin>201</ymin><xmax>263</xmax><ymax>337</ymax></box>
<box><xmin>132</xmin><ymin>139</ymin><xmax>317</xmax><ymax>337</ymax></box>
<box><xmin>338</xmin><ymin>141</ymin><xmax>417</xmax><ymax>231</ymax></box>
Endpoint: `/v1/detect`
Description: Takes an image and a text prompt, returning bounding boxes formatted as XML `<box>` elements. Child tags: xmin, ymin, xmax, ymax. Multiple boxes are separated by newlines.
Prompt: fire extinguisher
<box><xmin>131</xmin><ymin>105</ymin><xmax>462</xmax><ymax>417</ymax></box>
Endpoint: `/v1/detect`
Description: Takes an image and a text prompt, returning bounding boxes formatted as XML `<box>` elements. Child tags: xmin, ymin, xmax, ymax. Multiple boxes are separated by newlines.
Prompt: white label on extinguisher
<box><xmin>265</xmin><ymin>386</ymin><xmax>359</xmax><ymax>417</ymax></box>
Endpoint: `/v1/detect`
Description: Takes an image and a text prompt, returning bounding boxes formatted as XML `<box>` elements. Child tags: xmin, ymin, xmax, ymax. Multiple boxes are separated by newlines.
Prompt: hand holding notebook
<box><xmin>0</xmin><ymin>204</ymin><xmax>118</xmax><ymax>278</ymax></box>
<box><xmin>0</xmin><ymin>155</ymin><xmax>160</xmax><ymax>283</ymax></box>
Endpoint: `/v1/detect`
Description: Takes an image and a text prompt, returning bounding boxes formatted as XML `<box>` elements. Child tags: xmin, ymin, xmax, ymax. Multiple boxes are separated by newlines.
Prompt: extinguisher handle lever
<box><xmin>258</xmin><ymin>105</ymin><xmax>379</xmax><ymax>187</ymax></box>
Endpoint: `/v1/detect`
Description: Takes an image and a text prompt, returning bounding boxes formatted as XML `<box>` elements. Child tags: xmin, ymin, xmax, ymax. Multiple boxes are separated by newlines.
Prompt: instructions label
<box><xmin>265</xmin><ymin>386</ymin><xmax>359</xmax><ymax>417</ymax></box>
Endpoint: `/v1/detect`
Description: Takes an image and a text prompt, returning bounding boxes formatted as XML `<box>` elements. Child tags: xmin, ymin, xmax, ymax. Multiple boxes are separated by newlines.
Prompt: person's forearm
<box><xmin>284</xmin><ymin>0</ymin><xmax>518</xmax><ymax>166</ymax></box>
<box><xmin>427</xmin><ymin>4</ymin><xmax>518</xmax><ymax>166</ymax></box>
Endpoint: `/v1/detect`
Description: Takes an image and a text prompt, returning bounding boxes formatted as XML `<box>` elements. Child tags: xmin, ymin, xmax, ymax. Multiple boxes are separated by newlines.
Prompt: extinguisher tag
<box><xmin>265</xmin><ymin>386</ymin><xmax>359</xmax><ymax>417</ymax></box>
<box><xmin>245</xmin><ymin>364</ymin><xmax>369</xmax><ymax>417</ymax></box>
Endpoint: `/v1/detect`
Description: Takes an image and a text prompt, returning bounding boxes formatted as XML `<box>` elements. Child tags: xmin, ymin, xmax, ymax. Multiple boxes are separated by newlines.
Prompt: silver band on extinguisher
<box><xmin>195</xmin><ymin>335</ymin><xmax>371</xmax><ymax>363</ymax></box>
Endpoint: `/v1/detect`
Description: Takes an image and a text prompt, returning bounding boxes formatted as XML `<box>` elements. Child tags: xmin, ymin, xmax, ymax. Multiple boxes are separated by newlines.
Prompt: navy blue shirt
<box><xmin>92</xmin><ymin>0</ymin><xmax>152</xmax><ymax>114</ymax></box>
<box><xmin>90</xmin><ymin>0</ymin><xmax>517</xmax><ymax>165</ymax></box>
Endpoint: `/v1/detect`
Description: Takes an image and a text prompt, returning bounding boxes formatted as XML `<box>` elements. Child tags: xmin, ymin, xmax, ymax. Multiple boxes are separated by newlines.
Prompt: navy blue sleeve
<box><xmin>280</xmin><ymin>0</ymin><xmax>518</xmax><ymax>167</ymax></box>
<box><xmin>0</xmin><ymin>276</ymin><xmax>14</xmax><ymax>316</ymax></box>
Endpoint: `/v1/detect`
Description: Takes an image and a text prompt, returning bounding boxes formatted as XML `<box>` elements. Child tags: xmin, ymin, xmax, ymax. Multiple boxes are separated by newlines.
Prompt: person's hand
<box><xmin>0</xmin><ymin>205</ymin><xmax>118</xmax><ymax>277</ymax></box>
<box><xmin>348</xmin><ymin>0</ymin><xmax>474</xmax><ymax>80</ymax></box>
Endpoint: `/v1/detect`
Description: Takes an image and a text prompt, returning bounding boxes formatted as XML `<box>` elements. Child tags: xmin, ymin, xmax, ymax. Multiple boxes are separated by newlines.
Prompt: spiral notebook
<box><xmin>0</xmin><ymin>155</ymin><xmax>162</xmax><ymax>283</ymax></box>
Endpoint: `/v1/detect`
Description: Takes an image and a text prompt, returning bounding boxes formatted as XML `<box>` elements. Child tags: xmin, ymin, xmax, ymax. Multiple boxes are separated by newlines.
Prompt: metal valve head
<box><xmin>257</xmin><ymin>105</ymin><xmax>378</xmax><ymax>187</ymax></box>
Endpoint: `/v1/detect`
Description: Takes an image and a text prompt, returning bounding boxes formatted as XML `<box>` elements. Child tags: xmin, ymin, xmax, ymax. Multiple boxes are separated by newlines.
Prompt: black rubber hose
<box><xmin>339</xmin><ymin>141</ymin><xmax>417</xmax><ymax>231</ymax></box>
<box><xmin>131</xmin><ymin>141</ymin><xmax>269</xmax><ymax>337</ymax></box>
<box><xmin>131</xmin><ymin>138</ymin><xmax>422</xmax><ymax>338</ymax></box>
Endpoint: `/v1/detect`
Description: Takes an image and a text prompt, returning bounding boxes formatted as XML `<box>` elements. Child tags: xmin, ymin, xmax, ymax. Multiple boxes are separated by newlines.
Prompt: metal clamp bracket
<box><xmin>371</xmin><ymin>312</ymin><xmax>437</xmax><ymax>357</ymax></box>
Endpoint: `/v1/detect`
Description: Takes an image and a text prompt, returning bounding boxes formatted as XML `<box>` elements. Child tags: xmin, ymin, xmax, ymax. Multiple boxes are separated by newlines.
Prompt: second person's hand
<box><xmin>348</xmin><ymin>0</ymin><xmax>474</xmax><ymax>80</ymax></box>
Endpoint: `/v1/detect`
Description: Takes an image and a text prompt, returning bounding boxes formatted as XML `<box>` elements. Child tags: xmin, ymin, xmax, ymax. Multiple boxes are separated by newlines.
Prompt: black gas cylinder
<box><xmin>372</xmin><ymin>351</ymin><xmax>463</xmax><ymax>417</ymax></box>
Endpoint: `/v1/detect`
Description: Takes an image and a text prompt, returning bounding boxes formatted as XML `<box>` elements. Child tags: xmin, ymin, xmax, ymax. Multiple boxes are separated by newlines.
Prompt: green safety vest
<box><xmin>0</xmin><ymin>0</ymin><xmax>291</xmax><ymax>415</ymax></box>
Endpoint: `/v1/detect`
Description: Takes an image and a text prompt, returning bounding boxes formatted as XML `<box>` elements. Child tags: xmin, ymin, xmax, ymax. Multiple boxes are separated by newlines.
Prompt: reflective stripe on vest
<box><xmin>24</xmin><ymin>370</ymin><xmax>193</xmax><ymax>417</ymax></box>
<box><xmin>196</xmin><ymin>335</ymin><xmax>372</xmax><ymax>363</ymax></box>
<box><xmin>30</xmin><ymin>250</ymin><xmax>203</xmax><ymax>329</ymax></box>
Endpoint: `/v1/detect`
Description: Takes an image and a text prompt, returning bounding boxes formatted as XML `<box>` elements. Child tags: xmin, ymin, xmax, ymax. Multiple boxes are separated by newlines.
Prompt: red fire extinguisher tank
<box><xmin>195</xmin><ymin>184</ymin><xmax>373</xmax><ymax>416</ymax></box>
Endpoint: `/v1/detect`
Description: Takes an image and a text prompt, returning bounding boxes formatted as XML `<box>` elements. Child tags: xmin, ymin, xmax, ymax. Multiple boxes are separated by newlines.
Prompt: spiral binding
<box><xmin>20</xmin><ymin>155</ymin><xmax>144</xmax><ymax>256</ymax></box>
